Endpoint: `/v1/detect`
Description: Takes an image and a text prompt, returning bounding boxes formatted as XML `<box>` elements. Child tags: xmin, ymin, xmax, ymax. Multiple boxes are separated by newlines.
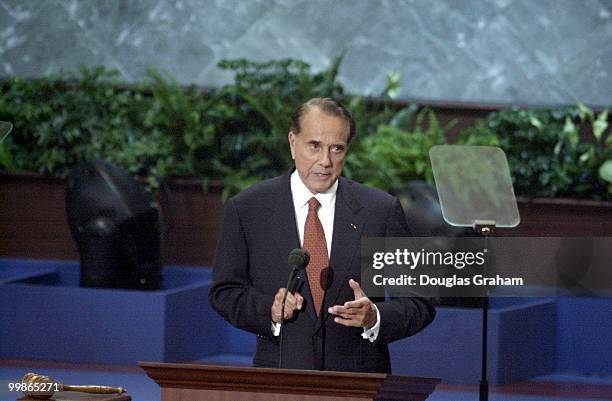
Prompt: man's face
<box><xmin>288</xmin><ymin>107</ymin><xmax>350</xmax><ymax>194</ymax></box>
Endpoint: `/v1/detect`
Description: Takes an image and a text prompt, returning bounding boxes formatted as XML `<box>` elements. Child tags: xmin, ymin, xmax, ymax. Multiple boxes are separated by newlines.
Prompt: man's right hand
<box><xmin>271</xmin><ymin>288</ymin><xmax>304</xmax><ymax>323</ymax></box>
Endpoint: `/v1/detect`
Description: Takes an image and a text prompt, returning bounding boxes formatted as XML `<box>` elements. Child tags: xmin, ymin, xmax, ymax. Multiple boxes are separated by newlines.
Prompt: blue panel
<box><xmin>0</xmin><ymin>258</ymin><xmax>62</xmax><ymax>284</ymax></box>
<box><xmin>491</xmin><ymin>299</ymin><xmax>556</xmax><ymax>384</ymax></box>
<box><xmin>391</xmin><ymin>299</ymin><xmax>557</xmax><ymax>385</ymax></box>
<box><xmin>391</xmin><ymin>307</ymin><xmax>483</xmax><ymax>383</ymax></box>
<box><xmin>489</xmin><ymin>297</ymin><xmax>535</xmax><ymax>309</ymax></box>
<box><xmin>556</xmin><ymin>297</ymin><xmax>612</xmax><ymax>373</ymax></box>
<box><xmin>164</xmin><ymin>273</ymin><xmax>225</xmax><ymax>361</ymax></box>
<box><xmin>222</xmin><ymin>321</ymin><xmax>255</xmax><ymax>356</ymax></box>
<box><xmin>0</xmin><ymin>274</ymin><xmax>166</xmax><ymax>364</ymax></box>
<box><xmin>0</xmin><ymin>258</ymin><xmax>214</xmax><ymax>365</ymax></box>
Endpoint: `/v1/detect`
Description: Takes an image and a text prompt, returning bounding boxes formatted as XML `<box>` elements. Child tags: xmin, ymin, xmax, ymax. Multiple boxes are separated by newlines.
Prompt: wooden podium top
<box><xmin>140</xmin><ymin>362</ymin><xmax>440</xmax><ymax>401</ymax></box>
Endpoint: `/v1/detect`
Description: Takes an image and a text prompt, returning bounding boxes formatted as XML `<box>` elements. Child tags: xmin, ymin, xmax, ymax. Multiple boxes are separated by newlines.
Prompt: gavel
<box><xmin>20</xmin><ymin>372</ymin><xmax>126</xmax><ymax>399</ymax></box>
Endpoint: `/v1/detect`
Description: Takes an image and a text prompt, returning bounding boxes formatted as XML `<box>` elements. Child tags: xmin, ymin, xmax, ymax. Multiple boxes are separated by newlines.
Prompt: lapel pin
<box><xmin>350</xmin><ymin>223</ymin><xmax>358</xmax><ymax>230</ymax></box>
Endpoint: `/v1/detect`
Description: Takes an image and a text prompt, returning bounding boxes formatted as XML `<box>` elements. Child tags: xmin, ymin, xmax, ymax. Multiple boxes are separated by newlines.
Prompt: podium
<box><xmin>139</xmin><ymin>362</ymin><xmax>440</xmax><ymax>401</ymax></box>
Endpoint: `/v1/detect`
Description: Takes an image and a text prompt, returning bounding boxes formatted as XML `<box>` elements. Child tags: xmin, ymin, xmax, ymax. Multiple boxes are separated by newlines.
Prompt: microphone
<box><xmin>288</xmin><ymin>247</ymin><xmax>310</xmax><ymax>270</ymax></box>
<box><xmin>279</xmin><ymin>248</ymin><xmax>310</xmax><ymax>368</ymax></box>
<box><xmin>287</xmin><ymin>248</ymin><xmax>309</xmax><ymax>293</ymax></box>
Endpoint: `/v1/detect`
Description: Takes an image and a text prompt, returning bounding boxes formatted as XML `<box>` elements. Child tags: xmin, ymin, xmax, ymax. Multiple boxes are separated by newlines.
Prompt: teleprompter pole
<box><xmin>474</xmin><ymin>221</ymin><xmax>494</xmax><ymax>401</ymax></box>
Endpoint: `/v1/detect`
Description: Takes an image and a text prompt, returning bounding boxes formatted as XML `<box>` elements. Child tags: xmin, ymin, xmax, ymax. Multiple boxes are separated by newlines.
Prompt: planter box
<box><xmin>1</xmin><ymin>171</ymin><xmax>611</xmax><ymax>266</ymax></box>
<box><xmin>509</xmin><ymin>197</ymin><xmax>612</xmax><ymax>236</ymax></box>
<box><xmin>0</xmin><ymin>171</ymin><xmax>224</xmax><ymax>266</ymax></box>
<box><xmin>0</xmin><ymin>258</ymin><xmax>225</xmax><ymax>365</ymax></box>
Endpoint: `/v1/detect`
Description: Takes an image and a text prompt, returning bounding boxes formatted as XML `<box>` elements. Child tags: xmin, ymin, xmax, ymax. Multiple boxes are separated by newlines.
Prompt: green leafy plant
<box><xmin>344</xmin><ymin>108</ymin><xmax>455</xmax><ymax>191</ymax></box>
<box><xmin>588</xmin><ymin>108</ymin><xmax>612</xmax><ymax>194</ymax></box>
<box><xmin>0</xmin><ymin>58</ymin><xmax>354</xmax><ymax>199</ymax></box>
<box><xmin>461</xmin><ymin>105</ymin><xmax>611</xmax><ymax>200</ymax></box>
<box><xmin>0</xmin><ymin>142</ymin><xmax>12</xmax><ymax>169</ymax></box>
<box><xmin>0</xmin><ymin>67</ymin><xmax>181</xmax><ymax>189</ymax></box>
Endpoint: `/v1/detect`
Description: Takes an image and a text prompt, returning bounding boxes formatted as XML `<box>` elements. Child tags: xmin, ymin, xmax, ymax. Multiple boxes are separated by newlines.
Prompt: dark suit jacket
<box><xmin>209</xmin><ymin>169</ymin><xmax>435</xmax><ymax>373</ymax></box>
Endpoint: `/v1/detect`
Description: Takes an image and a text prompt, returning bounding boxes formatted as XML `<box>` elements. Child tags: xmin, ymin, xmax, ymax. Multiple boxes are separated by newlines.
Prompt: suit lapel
<box><xmin>315</xmin><ymin>178</ymin><xmax>364</xmax><ymax>333</ymax></box>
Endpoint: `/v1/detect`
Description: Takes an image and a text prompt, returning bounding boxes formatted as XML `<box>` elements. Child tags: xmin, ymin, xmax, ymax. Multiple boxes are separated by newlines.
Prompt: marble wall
<box><xmin>1</xmin><ymin>0</ymin><xmax>610</xmax><ymax>106</ymax></box>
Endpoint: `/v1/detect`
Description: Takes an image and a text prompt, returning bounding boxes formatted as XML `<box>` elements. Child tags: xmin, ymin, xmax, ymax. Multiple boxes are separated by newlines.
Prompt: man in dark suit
<box><xmin>209</xmin><ymin>98</ymin><xmax>435</xmax><ymax>373</ymax></box>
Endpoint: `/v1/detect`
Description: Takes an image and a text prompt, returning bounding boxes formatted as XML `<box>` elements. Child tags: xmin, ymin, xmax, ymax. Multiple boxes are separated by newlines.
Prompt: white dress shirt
<box><xmin>272</xmin><ymin>171</ymin><xmax>380</xmax><ymax>342</ymax></box>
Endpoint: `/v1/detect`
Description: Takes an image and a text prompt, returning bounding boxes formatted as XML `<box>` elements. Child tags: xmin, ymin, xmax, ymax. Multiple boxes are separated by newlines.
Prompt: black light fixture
<box><xmin>66</xmin><ymin>159</ymin><xmax>163</xmax><ymax>290</ymax></box>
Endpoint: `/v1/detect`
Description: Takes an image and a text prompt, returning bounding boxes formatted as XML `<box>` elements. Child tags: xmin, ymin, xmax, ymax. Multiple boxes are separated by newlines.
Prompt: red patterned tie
<box><xmin>303</xmin><ymin>197</ymin><xmax>329</xmax><ymax>316</ymax></box>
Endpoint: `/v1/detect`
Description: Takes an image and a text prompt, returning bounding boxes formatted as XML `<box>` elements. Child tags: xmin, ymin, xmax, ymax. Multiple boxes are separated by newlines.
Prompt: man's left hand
<box><xmin>328</xmin><ymin>279</ymin><xmax>377</xmax><ymax>329</ymax></box>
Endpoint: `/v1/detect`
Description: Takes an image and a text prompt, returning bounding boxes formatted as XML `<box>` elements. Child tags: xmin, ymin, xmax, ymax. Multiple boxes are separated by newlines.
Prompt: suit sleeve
<box><xmin>375</xmin><ymin>198</ymin><xmax>437</xmax><ymax>345</ymax></box>
<box><xmin>208</xmin><ymin>198</ymin><xmax>276</xmax><ymax>338</ymax></box>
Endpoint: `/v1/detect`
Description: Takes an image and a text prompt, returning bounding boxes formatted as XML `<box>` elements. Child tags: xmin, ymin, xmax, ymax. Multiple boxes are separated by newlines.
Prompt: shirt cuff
<box><xmin>361</xmin><ymin>304</ymin><xmax>380</xmax><ymax>343</ymax></box>
<box><xmin>272</xmin><ymin>321</ymin><xmax>281</xmax><ymax>336</ymax></box>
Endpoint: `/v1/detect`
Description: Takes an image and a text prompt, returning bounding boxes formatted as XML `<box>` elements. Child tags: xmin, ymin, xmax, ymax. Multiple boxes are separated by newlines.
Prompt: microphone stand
<box><xmin>319</xmin><ymin>266</ymin><xmax>333</xmax><ymax>371</ymax></box>
<box><xmin>278</xmin><ymin>268</ymin><xmax>298</xmax><ymax>369</ymax></box>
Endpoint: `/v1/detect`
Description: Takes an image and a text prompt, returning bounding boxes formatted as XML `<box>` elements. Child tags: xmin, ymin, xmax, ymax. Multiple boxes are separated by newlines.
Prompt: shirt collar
<box><xmin>290</xmin><ymin>170</ymin><xmax>338</xmax><ymax>209</ymax></box>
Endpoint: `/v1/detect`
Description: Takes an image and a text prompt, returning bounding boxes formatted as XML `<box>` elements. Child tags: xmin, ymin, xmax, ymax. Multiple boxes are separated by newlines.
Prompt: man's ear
<box><xmin>288</xmin><ymin>131</ymin><xmax>297</xmax><ymax>160</ymax></box>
